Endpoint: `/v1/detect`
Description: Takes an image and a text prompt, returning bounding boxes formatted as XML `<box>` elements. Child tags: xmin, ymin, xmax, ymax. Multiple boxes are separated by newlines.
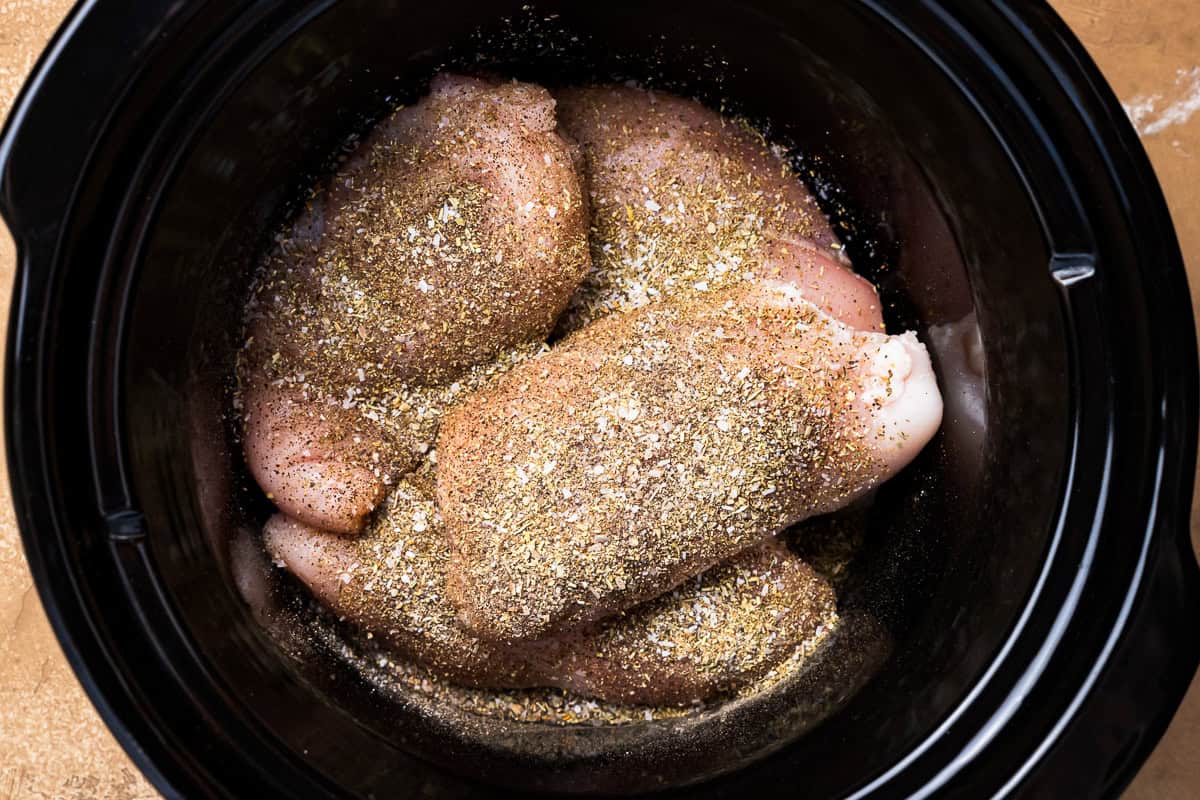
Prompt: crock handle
<box><xmin>0</xmin><ymin>0</ymin><xmax>190</xmax><ymax>248</ymax></box>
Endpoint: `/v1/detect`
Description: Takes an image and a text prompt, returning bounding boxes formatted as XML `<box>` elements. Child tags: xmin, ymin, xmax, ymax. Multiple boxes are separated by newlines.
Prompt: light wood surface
<box><xmin>0</xmin><ymin>1</ymin><xmax>1195</xmax><ymax>797</ymax></box>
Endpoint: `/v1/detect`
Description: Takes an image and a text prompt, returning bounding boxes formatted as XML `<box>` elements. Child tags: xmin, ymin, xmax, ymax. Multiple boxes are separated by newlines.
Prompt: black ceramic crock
<box><xmin>2</xmin><ymin>1</ymin><xmax>1198</xmax><ymax>797</ymax></box>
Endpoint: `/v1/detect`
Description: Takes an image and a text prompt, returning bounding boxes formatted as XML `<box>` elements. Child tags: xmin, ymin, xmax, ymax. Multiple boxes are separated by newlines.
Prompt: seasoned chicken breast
<box><xmin>554</xmin><ymin>84</ymin><xmax>882</xmax><ymax>333</ymax></box>
<box><xmin>264</xmin><ymin>471</ymin><xmax>837</xmax><ymax>705</ymax></box>
<box><xmin>438</xmin><ymin>281</ymin><xmax>941</xmax><ymax>641</ymax></box>
<box><xmin>240</xmin><ymin>74</ymin><xmax>590</xmax><ymax>532</ymax></box>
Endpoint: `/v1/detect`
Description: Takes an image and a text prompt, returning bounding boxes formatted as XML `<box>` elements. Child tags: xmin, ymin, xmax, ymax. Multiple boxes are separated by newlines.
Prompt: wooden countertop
<box><xmin>0</xmin><ymin>1</ymin><xmax>1196</xmax><ymax>796</ymax></box>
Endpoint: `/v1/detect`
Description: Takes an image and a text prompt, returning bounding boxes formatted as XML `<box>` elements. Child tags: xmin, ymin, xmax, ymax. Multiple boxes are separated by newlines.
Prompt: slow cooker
<box><xmin>3</xmin><ymin>1</ymin><xmax>1198</xmax><ymax>796</ymax></box>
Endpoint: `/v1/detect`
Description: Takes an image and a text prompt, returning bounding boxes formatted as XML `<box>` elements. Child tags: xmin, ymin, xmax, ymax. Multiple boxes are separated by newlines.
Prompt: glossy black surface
<box><xmin>2</xmin><ymin>1</ymin><xmax>1197</xmax><ymax>797</ymax></box>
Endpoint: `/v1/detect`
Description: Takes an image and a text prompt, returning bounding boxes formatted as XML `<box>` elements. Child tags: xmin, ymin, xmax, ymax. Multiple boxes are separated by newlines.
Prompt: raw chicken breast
<box><xmin>554</xmin><ymin>85</ymin><xmax>882</xmax><ymax>333</ymax></box>
<box><xmin>240</xmin><ymin>74</ymin><xmax>590</xmax><ymax>532</ymax></box>
<box><xmin>264</xmin><ymin>470</ymin><xmax>836</xmax><ymax>705</ymax></box>
<box><xmin>437</xmin><ymin>281</ymin><xmax>942</xmax><ymax>641</ymax></box>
